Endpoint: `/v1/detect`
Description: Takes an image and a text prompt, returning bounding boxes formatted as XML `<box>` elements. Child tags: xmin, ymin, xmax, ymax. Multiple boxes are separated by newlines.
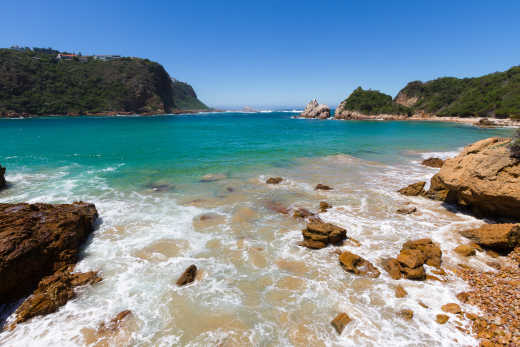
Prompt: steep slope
<box><xmin>335</xmin><ymin>87</ymin><xmax>410</xmax><ymax>119</ymax></box>
<box><xmin>0</xmin><ymin>48</ymin><xmax>208</xmax><ymax>116</ymax></box>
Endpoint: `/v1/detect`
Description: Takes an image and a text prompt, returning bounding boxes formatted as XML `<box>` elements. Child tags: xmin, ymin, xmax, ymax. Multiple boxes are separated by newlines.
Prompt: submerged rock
<box><xmin>176</xmin><ymin>264</ymin><xmax>197</xmax><ymax>286</ymax></box>
<box><xmin>0</xmin><ymin>164</ymin><xmax>5</xmax><ymax>189</ymax></box>
<box><xmin>398</xmin><ymin>309</ymin><xmax>414</xmax><ymax>320</ymax></box>
<box><xmin>395</xmin><ymin>285</ymin><xmax>407</xmax><ymax>298</ymax></box>
<box><xmin>396</xmin><ymin>206</ymin><xmax>417</xmax><ymax>215</ymax></box>
<box><xmin>319</xmin><ymin>201</ymin><xmax>332</xmax><ymax>212</ymax></box>
<box><xmin>436</xmin><ymin>314</ymin><xmax>450</xmax><ymax>324</ymax></box>
<box><xmin>339</xmin><ymin>251</ymin><xmax>380</xmax><ymax>278</ymax></box>
<box><xmin>426</xmin><ymin>137</ymin><xmax>520</xmax><ymax>219</ymax></box>
<box><xmin>98</xmin><ymin>310</ymin><xmax>133</xmax><ymax>334</ymax></box>
<box><xmin>293</xmin><ymin>208</ymin><xmax>314</xmax><ymax>219</ymax></box>
<box><xmin>421</xmin><ymin>157</ymin><xmax>444</xmax><ymax>168</ymax></box>
<box><xmin>315</xmin><ymin>184</ymin><xmax>333</xmax><ymax>191</ymax></box>
<box><xmin>299</xmin><ymin>99</ymin><xmax>330</xmax><ymax>119</ymax></box>
<box><xmin>398</xmin><ymin>181</ymin><xmax>426</xmax><ymax>196</ymax></box>
<box><xmin>0</xmin><ymin>202</ymin><xmax>98</xmax><ymax>304</ymax></box>
<box><xmin>460</xmin><ymin>224</ymin><xmax>520</xmax><ymax>252</ymax></box>
<box><xmin>266</xmin><ymin>177</ymin><xmax>283</xmax><ymax>184</ymax></box>
<box><xmin>200</xmin><ymin>173</ymin><xmax>227</xmax><ymax>182</ymax></box>
<box><xmin>441</xmin><ymin>303</ymin><xmax>461</xmax><ymax>314</ymax></box>
<box><xmin>301</xmin><ymin>220</ymin><xmax>347</xmax><ymax>249</ymax></box>
<box><xmin>331</xmin><ymin>312</ymin><xmax>351</xmax><ymax>335</ymax></box>
<box><xmin>454</xmin><ymin>244</ymin><xmax>476</xmax><ymax>257</ymax></box>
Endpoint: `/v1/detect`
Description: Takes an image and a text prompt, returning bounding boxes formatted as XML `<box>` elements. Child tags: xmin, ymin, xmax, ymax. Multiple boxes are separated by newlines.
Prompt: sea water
<box><xmin>0</xmin><ymin>113</ymin><xmax>514</xmax><ymax>346</ymax></box>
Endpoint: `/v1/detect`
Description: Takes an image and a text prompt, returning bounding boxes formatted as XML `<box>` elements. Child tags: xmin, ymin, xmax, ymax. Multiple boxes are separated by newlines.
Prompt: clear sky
<box><xmin>2</xmin><ymin>1</ymin><xmax>519</xmax><ymax>108</ymax></box>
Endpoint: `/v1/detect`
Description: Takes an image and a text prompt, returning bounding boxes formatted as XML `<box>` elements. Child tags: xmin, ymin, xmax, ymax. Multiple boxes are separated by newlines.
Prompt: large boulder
<box><xmin>339</xmin><ymin>251</ymin><xmax>380</xmax><ymax>278</ymax></box>
<box><xmin>460</xmin><ymin>224</ymin><xmax>520</xmax><ymax>251</ymax></box>
<box><xmin>421</xmin><ymin>158</ymin><xmax>444</xmax><ymax>168</ymax></box>
<box><xmin>398</xmin><ymin>182</ymin><xmax>426</xmax><ymax>196</ymax></box>
<box><xmin>0</xmin><ymin>202</ymin><xmax>98</xmax><ymax>304</ymax></box>
<box><xmin>381</xmin><ymin>239</ymin><xmax>441</xmax><ymax>280</ymax></box>
<box><xmin>426</xmin><ymin>137</ymin><xmax>520</xmax><ymax>219</ymax></box>
<box><xmin>299</xmin><ymin>99</ymin><xmax>330</xmax><ymax>119</ymax></box>
<box><xmin>301</xmin><ymin>220</ymin><xmax>346</xmax><ymax>249</ymax></box>
<box><xmin>0</xmin><ymin>164</ymin><xmax>5</xmax><ymax>189</ymax></box>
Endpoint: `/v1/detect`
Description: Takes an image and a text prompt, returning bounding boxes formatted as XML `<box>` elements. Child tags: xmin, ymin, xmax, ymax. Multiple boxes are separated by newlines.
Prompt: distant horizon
<box><xmin>2</xmin><ymin>0</ymin><xmax>520</xmax><ymax>108</ymax></box>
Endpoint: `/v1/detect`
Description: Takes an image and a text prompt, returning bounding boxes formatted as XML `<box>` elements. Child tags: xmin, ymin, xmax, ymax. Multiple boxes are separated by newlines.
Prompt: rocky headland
<box><xmin>0</xmin><ymin>202</ymin><xmax>101</xmax><ymax>328</ymax></box>
<box><xmin>298</xmin><ymin>99</ymin><xmax>330</xmax><ymax>119</ymax></box>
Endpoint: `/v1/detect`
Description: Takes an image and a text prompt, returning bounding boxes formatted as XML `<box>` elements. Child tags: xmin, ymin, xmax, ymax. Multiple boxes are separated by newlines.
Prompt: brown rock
<box><xmin>264</xmin><ymin>201</ymin><xmax>289</xmax><ymax>215</ymax></box>
<box><xmin>293</xmin><ymin>208</ymin><xmax>314</xmax><ymax>219</ymax></box>
<box><xmin>381</xmin><ymin>258</ymin><xmax>402</xmax><ymax>280</ymax></box>
<box><xmin>436</xmin><ymin>314</ymin><xmax>450</xmax><ymax>324</ymax></box>
<box><xmin>0</xmin><ymin>164</ymin><xmax>6</xmax><ymax>190</ymax></box>
<box><xmin>315</xmin><ymin>184</ymin><xmax>333</xmax><ymax>191</ymax></box>
<box><xmin>299</xmin><ymin>239</ymin><xmax>327</xmax><ymax>249</ymax></box>
<box><xmin>266</xmin><ymin>177</ymin><xmax>283</xmax><ymax>184</ymax></box>
<box><xmin>330</xmin><ymin>312</ymin><xmax>351</xmax><ymax>334</ymax></box>
<box><xmin>398</xmin><ymin>309</ymin><xmax>414</xmax><ymax>320</ymax></box>
<box><xmin>402</xmin><ymin>238</ymin><xmax>442</xmax><ymax>267</ymax></box>
<box><xmin>301</xmin><ymin>220</ymin><xmax>346</xmax><ymax>249</ymax></box>
<box><xmin>14</xmin><ymin>268</ymin><xmax>101</xmax><ymax>325</ymax></box>
<box><xmin>395</xmin><ymin>285</ymin><xmax>407</xmax><ymax>298</ymax></box>
<box><xmin>441</xmin><ymin>303</ymin><xmax>461</xmax><ymax>314</ymax></box>
<box><xmin>460</xmin><ymin>224</ymin><xmax>520</xmax><ymax>252</ymax></box>
<box><xmin>176</xmin><ymin>265</ymin><xmax>197</xmax><ymax>286</ymax></box>
<box><xmin>398</xmin><ymin>181</ymin><xmax>426</xmax><ymax>196</ymax></box>
<box><xmin>425</xmin><ymin>137</ymin><xmax>520</xmax><ymax>219</ymax></box>
<box><xmin>454</xmin><ymin>244</ymin><xmax>476</xmax><ymax>257</ymax></box>
<box><xmin>422</xmin><ymin>158</ymin><xmax>444</xmax><ymax>168</ymax></box>
<box><xmin>98</xmin><ymin>310</ymin><xmax>133</xmax><ymax>334</ymax></box>
<box><xmin>456</xmin><ymin>292</ymin><xmax>470</xmax><ymax>303</ymax></box>
<box><xmin>319</xmin><ymin>201</ymin><xmax>331</xmax><ymax>212</ymax></box>
<box><xmin>0</xmin><ymin>202</ymin><xmax>98</xmax><ymax>304</ymax></box>
<box><xmin>339</xmin><ymin>251</ymin><xmax>380</xmax><ymax>278</ymax></box>
<box><xmin>396</xmin><ymin>206</ymin><xmax>417</xmax><ymax>215</ymax></box>
<box><xmin>401</xmin><ymin>265</ymin><xmax>426</xmax><ymax>280</ymax></box>
<box><xmin>397</xmin><ymin>249</ymin><xmax>426</xmax><ymax>268</ymax></box>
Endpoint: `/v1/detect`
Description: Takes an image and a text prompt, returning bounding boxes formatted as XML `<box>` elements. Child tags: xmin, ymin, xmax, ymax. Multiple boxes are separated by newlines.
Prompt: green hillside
<box><xmin>0</xmin><ymin>48</ymin><xmax>208</xmax><ymax>116</ymax></box>
<box><xmin>336</xmin><ymin>87</ymin><xmax>410</xmax><ymax>116</ymax></box>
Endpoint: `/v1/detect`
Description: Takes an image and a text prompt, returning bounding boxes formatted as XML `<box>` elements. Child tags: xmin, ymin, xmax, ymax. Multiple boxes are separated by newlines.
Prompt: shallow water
<box><xmin>0</xmin><ymin>113</ymin><xmax>514</xmax><ymax>346</ymax></box>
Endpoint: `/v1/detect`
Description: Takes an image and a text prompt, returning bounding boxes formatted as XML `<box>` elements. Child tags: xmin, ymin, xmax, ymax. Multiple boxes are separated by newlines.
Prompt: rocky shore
<box><xmin>0</xmin><ymin>202</ymin><xmax>101</xmax><ymax>328</ymax></box>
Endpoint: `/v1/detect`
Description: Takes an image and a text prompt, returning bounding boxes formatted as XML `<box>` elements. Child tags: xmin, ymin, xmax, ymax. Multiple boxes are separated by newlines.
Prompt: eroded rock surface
<box><xmin>398</xmin><ymin>182</ymin><xmax>426</xmax><ymax>196</ymax></box>
<box><xmin>339</xmin><ymin>251</ymin><xmax>380</xmax><ymax>278</ymax></box>
<box><xmin>460</xmin><ymin>224</ymin><xmax>520</xmax><ymax>252</ymax></box>
<box><xmin>299</xmin><ymin>99</ymin><xmax>330</xmax><ymax>119</ymax></box>
<box><xmin>426</xmin><ymin>137</ymin><xmax>520</xmax><ymax>219</ymax></box>
<box><xmin>301</xmin><ymin>220</ymin><xmax>346</xmax><ymax>249</ymax></box>
<box><xmin>421</xmin><ymin>157</ymin><xmax>444</xmax><ymax>168</ymax></box>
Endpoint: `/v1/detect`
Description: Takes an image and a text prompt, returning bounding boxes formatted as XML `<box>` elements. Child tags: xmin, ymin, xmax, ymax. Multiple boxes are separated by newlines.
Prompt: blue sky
<box><xmin>2</xmin><ymin>1</ymin><xmax>519</xmax><ymax>108</ymax></box>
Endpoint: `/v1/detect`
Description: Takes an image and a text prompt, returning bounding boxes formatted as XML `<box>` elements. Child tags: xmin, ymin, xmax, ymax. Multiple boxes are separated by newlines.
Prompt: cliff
<box><xmin>0</xmin><ymin>48</ymin><xmax>208</xmax><ymax>116</ymax></box>
<box><xmin>395</xmin><ymin>66</ymin><xmax>520</xmax><ymax>118</ymax></box>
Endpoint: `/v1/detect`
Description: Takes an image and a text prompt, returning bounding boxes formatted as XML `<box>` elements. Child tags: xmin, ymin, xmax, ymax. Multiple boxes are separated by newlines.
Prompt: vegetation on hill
<box><xmin>0</xmin><ymin>48</ymin><xmax>208</xmax><ymax>116</ymax></box>
<box><xmin>336</xmin><ymin>87</ymin><xmax>410</xmax><ymax>115</ymax></box>
<box><xmin>396</xmin><ymin>66</ymin><xmax>520</xmax><ymax>118</ymax></box>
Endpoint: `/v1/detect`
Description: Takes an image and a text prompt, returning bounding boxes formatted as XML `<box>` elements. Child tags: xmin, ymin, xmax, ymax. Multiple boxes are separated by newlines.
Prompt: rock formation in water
<box><xmin>382</xmin><ymin>239</ymin><xmax>442</xmax><ymax>280</ymax></box>
<box><xmin>300</xmin><ymin>219</ymin><xmax>346</xmax><ymax>249</ymax></box>
<box><xmin>299</xmin><ymin>99</ymin><xmax>330</xmax><ymax>119</ymax></box>
<box><xmin>426</xmin><ymin>137</ymin><xmax>520</xmax><ymax>220</ymax></box>
<box><xmin>421</xmin><ymin>157</ymin><xmax>444</xmax><ymax>168</ymax></box>
<box><xmin>0</xmin><ymin>202</ymin><xmax>100</xmax><ymax>326</ymax></box>
<box><xmin>0</xmin><ymin>164</ymin><xmax>5</xmax><ymax>189</ymax></box>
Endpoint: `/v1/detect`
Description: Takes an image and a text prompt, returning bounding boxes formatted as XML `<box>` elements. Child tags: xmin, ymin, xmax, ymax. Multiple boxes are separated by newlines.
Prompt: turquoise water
<box><xmin>0</xmin><ymin>112</ymin><xmax>512</xmax><ymax>190</ymax></box>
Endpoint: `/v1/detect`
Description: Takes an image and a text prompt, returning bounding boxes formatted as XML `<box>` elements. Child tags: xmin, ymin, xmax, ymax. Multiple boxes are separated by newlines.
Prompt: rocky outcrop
<box><xmin>331</xmin><ymin>313</ymin><xmax>351</xmax><ymax>335</ymax></box>
<box><xmin>266</xmin><ymin>177</ymin><xmax>283</xmax><ymax>184</ymax></box>
<box><xmin>0</xmin><ymin>164</ymin><xmax>5</xmax><ymax>189</ymax></box>
<box><xmin>421</xmin><ymin>158</ymin><xmax>444</xmax><ymax>168</ymax></box>
<box><xmin>301</xmin><ymin>220</ymin><xmax>346</xmax><ymax>249</ymax></box>
<box><xmin>176</xmin><ymin>264</ymin><xmax>197</xmax><ymax>286</ymax></box>
<box><xmin>13</xmin><ymin>267</ymin><xmax>101</xmax><ymax>325</ymax></box>
<box><xmin>339</xmin><ymin>251</ymin><xmax>380</xmax><ymax>278</ymax></box>
<box><xmin>299</xmin><ymin>99</ymin><xmax>330</xmax><ymax>119</ymax></box>
<box><xmin>426</xmin><ymin>138</ymin><xmax>520</xmax><ymax>219</ymax></box>
<box><xmin>0</xmin><ymin>202</ymin><xmax>98</xmax><ymax>304</ymax></box>
<box><xmin>315</xmin><ymin>184</ymin><xmax>333</xmax><ymax>191</ymax></box>
<box><xmin>460</xmin><ymin>224</ymin><xmax>520</xmax><ymax>252</ymax></box>
<box><xmin>398</xmin><ymin>182</ymin><xmax>426</xmax><ymax>196</ymax></box>
<box><xmin>382</xmin><ymin>239</ymin><xmax>442</xmax><ymax>280</ymax></box>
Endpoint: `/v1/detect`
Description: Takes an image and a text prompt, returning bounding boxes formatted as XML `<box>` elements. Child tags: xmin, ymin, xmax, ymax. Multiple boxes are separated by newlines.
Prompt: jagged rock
<box><xmin>397</xmin><ymin>249</ymin><xmax>426</xmax><ymax>269</ymax></box>
<box><xmin>460</xmin><ymin>224</ymin><xmax>520</xmax><ymax>251</ymax></box>
<box><xmin>395</xmin><ymin>285</ymin><xmax>407</xmax><ymax>298</ymax></box>
<box><xmin>436</xmin><ymin>314</ymin><xmax>450</xmax><ymax>324</ymax></box>
<box><xmin>421</xmin><ymin>158</ymin><xmax>444</xmax><ymax>168</ymax></box>
<box><xmin>426</xmin><ymin>137</ymin><xmax>520</xmax><ymax>219</ymax></box>
<box><xmin>319</xmin><ymin>201</ymin><xmax>331</xmax><ymax>212</ymax></box>
<box><xmin>398</xmin><ymin>182</ymin><xmax>426</xmax><ymax>196</ymax></box>
<box><xmin>331</xmin><ymin>312</ymin><xmax>351</xmax><ymax>335</ymax></box>
<box><xmin>293</xmin><ymin>208</ymin><xmax>314</xmax><ymax>219</ymax></box>
<box><xmin>13</xmin><ymin>267</ymin><xmax>101</xmax><ymax>325</ymax></box>
<box><xmin>0</xmin><ymin>202</ymin><xmax>98</xmax><ymax>304</ymax></box>
<box><xmin>401</xmin><ymin>265</ymin><xmax>426</xmax><ymax>280</ymax></box>
<box><xmin>266</xmin><ymin>177</ymin><xmax>283</xmax><ymax>184</ymax></box>
<box><xmin>454</xmin><ymin>244</ymin><xmax>476</xmax><ymax>257</ymax></box>
<box><xmin>301</xmin><ymin>220</ymin><xmax>346</xmax><ymax>249</ymax></box>
<box><xmin>315</xmin><ymin>184</ymin><xmax>333</xmax><ymax>191</ymax></box>
<box><xmin>176</xmin><ymin>264</ymin><xmax>197</xmax><ymax>286</ymax></box>
<box><xmin>381</xmin><ymin>258</ymin><xmax>402</xmax><ymax>280</ymax></box>
<box><xmin>441</xmin><ymin>303</ymin><xmax>461</xmax><ymax>314</ymax></box>
<box><xmin>299</xmin><ymin>99</ymin><xmax>330</xmax><ymax>119</ymax></box>
<box><xmin>0</xmin><ymin>164</ymin><xmax>5</xmax><ymax>190</ymax></box>
<box><xmin>396</xmin><ymin>206</ymin><xmax>417</xmax><ymax>215</ymax></box>
<box><xmin>339</xmin><ymin>251</ymin><xmax>380</xmax><ymax>278</ymax></box>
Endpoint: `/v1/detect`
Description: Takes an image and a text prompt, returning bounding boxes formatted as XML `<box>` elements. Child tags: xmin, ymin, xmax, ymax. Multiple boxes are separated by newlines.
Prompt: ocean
<box><xmin>0</xmin><ymin>112</ymin><xmax>514</xmax><ymax>346</ymax></box>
